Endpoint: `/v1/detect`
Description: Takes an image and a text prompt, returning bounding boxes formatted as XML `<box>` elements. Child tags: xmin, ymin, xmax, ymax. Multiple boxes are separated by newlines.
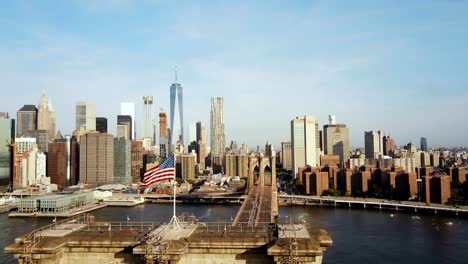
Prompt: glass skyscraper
<box><xmin>0</xmin><ymin>113</ymin><xmax>14</xmax><ymax>186</ymax></box>
<box><xmin>170</xmin><ymin>81</ymin><xmax>184</xmax><ymax>149</ymax></box>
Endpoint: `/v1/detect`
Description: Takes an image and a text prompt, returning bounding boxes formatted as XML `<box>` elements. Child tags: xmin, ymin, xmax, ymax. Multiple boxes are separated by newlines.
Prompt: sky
<box><xmin>1</xmin><ymin>0</ymin><xmax>468</xmax><ymax>149</ymax></box>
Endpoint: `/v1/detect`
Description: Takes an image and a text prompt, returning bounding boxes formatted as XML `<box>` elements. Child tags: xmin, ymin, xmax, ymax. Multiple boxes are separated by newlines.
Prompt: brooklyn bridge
<box><xmin>5</xmin><ymin>153</ymin><xmax>332</xmax><ymax>264</ymax></box>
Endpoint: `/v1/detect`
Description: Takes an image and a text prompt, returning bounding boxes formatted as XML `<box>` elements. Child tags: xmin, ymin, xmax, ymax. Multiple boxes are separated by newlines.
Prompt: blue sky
<box><xmin>1</xmin><ymin>0</ymin><xmax>468</xmax><ymax>148</ymax></box>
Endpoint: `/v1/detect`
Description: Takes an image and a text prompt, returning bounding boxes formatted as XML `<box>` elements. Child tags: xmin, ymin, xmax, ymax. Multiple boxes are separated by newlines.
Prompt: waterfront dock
<box><xmin>8</xmin><ymin>203</ymin><xmax>107</xmax><ymax>218</ymax></box>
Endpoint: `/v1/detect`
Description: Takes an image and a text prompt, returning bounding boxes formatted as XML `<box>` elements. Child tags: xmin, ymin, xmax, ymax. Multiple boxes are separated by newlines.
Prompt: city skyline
<box><xmin>1</xmin><ymin>1</ymin><xmax>468</xmax><ymax>148</ymax></box>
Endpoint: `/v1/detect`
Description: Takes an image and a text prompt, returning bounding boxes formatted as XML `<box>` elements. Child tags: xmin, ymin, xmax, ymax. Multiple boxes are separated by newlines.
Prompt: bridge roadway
<box><xmin>279</xmin><ymin>194</ymin><xmax>468</xmax><ymax>214</ymax></box>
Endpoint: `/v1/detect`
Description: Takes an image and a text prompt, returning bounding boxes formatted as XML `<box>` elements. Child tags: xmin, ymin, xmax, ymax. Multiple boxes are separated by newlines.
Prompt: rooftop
<box><xmin>18</xmin><ymin>105</ymin><xmax>38</xmax><ymax>112</ymax></box>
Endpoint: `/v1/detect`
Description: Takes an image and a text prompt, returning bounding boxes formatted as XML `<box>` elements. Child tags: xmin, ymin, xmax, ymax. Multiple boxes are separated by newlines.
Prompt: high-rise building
<box><xmin>114</xmin><ymin>138</ymin><xmax>131</xmax><ymax>185</ymax></box>
<box><xmin>121</xmin><ymin>102</ymin><xmax>136</xmax><ymax>140</ymax></box>
<box><xmin>131</xmin><ymin>141</ymin><xmax>145</xmax><ymax>183</ymax></box>
<box><xmin>142</xmin><ymin>96</ymin><xmax>153</xmax><ymax>141</ymax></box>
<box><xmin>281</xmin><ymin>142</ymin><xmax>292</xmax><ymax>171</ymax></box>
<box><xmin>364</xmin><ymin>131</ymin><xmax>383</xmax><ymax>159</ymax></box>
<box><xmin>37</xmin><ymin>93</ymin><xmax>56</xmax><ymax>141</ymax></box>
<box><xmin>421</xmin><ymin>137</ymin><xmax>428</xmax><ymax>151</ymax></box>
<box><xmin>196</xmin><ymin>121</ymin><xmax>207</xmax><ymax>170</ymax></box>
<box><xmin>323</xmin><ymin>123</ymin><xmax>350</xmax><ymax>166</ymax></box>
<box><xmin>47</xmin><ymin>136</ymin><xmax>79</xmax><ymax>188</ymax></box>
<box><xmin>170</xmin><ymin>75</ymin><xmax>184</xmax><ymax>148</ymax></box>
<box><xmin>79</xmin><ymin>133</ymin><xmax>114</xmax><ymax>185</ymax></box>
<box><xmin>96</xmin><ymin>117</ymin><xmax>108</xmax><ymax>133</ymax></box>
<box><xmin>26</xmin><ymin>130</ymin><xmax>48</xmax><ymax>152</ymax></box>
<box><xmin>159</xmin><ymin>112</ymin><xmax>168</xmax><ymax>158</ymax></box>
<box><xmin>383</xmin><ymin>136</ymin><xmax>396</xmax><ymax>157</ymax></box>
<box><xmin>224</xmin><ymin>152</ymin><xmax>249</xmax><ymax>178</ymax></box>
<box><xmin>0</xmin><ymin>113</ymin><xmax>14</xmax><ymax>186</ymax></box>
<box><xmin>176</xmin><ymin>153</ymin><xmax>196</xmax><ymax>181</ymax></box>
<box><xmin>117</xmin><ymin>115</ymin><xmax>132</xmax><ymax>140</ymax></box>
<box><xmin>117</xmin><ymin>125</ymin><xmax>128</xmax><ymax>139</ymax></box>
<box><xmin>15</xmin><ymin>138</ymin><xmax>36</xmax><ymax>154</ymax></box>
<box><xmin>265</xmin><ymin>142</ymin><xmax>276</xmax><ymax>157</ymax></box>
<box><xmin>14</xmin><ymin>146</ymin><xmax>46</xmax><ymax>188</ymax></box>
<box><xmin>291</xmin><ymin>116</ymin><xmax>320</xmax><ymax>178</ymax></box>
<box><xmin>210</xmin><ymin>97</ymin><xmax>225</xmax><ymax>157</ymax></box>
<box><xmin>17</xmin><ymin>105</ymin><xmax>37</xmax><ymax>137</ymax></box>
<box><xmin>76</xmin><ymin>101</ymin><xmax>96</xmax><ymax>131</ymax></box>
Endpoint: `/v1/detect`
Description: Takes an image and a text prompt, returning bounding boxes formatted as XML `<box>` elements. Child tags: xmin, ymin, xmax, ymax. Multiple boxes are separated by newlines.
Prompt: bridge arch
<box><xmin>247</xmin><ymin>153</ymin><xmax>276</xmax><ymax>190</ymax></box>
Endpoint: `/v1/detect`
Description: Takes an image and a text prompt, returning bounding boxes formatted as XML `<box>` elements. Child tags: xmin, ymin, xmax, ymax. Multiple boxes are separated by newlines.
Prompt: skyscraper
<box><xmin>0</xmin><ymin>113</ymin><xmax>14</xmax><ymax>186</ymax></box>
<box><xmin>291</xmin><ymin>116</ymin><xmax>320</xmax><ymax>178</ymax></box>
<box><xmin>96</xmin><ymin>117</ymin><xmax>108</xmax><ymax>133</ymax></box>
<box><xmin>196</xmin><ymin>121</ymin><xmax>207</xmax><ymax>170</ymax></box>
<box><xmin>117</xmin><ymin>115</ymin><xmax>132</xmax><ymax>140</ymax></box>
<box><xmin>76</xmin><ymin>101</ymin><xmax>96</xmax><ymax>131</ymax></box>
<box><xmin>16</xmin><ymin>105</ymin><xmax>37</xmax><ymax>137</ymax></box>
<box><xmin>170</xmin><ymin>75</ymin><xmax>184</xmax><ymax>148</ymax></box>
<box><xmin>79</xmin><ymin>132</ymin><xmax>114</xmax><ymax>185</ymax></box>
<box><xmin>37</xmin><ymin>93</ymin><xmax>56</xmax><ymax>141</ymax></box>
<box><xmin>159</xmin><ymin>112</ymin><xmax>168</xmax><ymax>159</ymax></box>
<box><xmin>281</xmin><ymin>142</ymin><xmax>292</xmax><ymax>171</ymax></box>
<box><xmin>421</xmin><ymin>137</ymin><xmax>428</xmax><ymax>151</ymax></box>
<box><xmin>323</xmin><ymin>123</ymin><xmax>350</xmax><ymax>166</ymax></box>
<box><xmin>364</xmin><ymin>131</ymin><xmax>383</xmax><ymax>159</ymax></box>
<box><xmin>383</xmin><ymin>135</ymin><xmax>396</xmax><ymax>157</ymax></box>
<box><xmin>114</xmin><ymin>138</ymin><xmax>131</xmax><ymax>185</ymax></box>
<box><xmin>121</xmin><ymin>102</ymin><xmax>136</xmax><ymax>140</ymax></box>
<box><xmin>210</xmin><ymin>97</ymin><xmax>225</xmax><ymax>157</ymax></box>
<box><xmin>142</xmin><ymin>96</ymin><xmax>153</xmax><ymax>141</ymax></box>
<box><xmin>47</xmin><ymin>136</ymin><xmax>79</xmax><ymax>188</ymax></box>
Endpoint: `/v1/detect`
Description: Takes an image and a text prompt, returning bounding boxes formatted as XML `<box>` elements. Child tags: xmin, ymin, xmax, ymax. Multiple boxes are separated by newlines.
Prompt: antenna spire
<box><xmin>174</xmin><ymin>66</ymin><xmax>178</xmax><ymax>84</ymax></box>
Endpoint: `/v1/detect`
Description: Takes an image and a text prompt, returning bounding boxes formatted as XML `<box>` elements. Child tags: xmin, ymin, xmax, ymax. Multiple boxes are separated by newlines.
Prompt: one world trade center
<box><xmin>169</xmin><ymin>72</ymin><xmax>184</xmax><ymax>153</ymax></box>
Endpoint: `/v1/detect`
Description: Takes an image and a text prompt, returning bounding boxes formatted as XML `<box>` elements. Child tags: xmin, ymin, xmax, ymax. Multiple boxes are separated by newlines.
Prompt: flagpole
<box><xmin>173</xmin><ymin>153</ymin><xmax>176</xmax><ymax>220</ymax></box>
<box><xmin>167</xmin><ymin>153</ymin><xmax>181</xmax><ymax>230</ymax></box>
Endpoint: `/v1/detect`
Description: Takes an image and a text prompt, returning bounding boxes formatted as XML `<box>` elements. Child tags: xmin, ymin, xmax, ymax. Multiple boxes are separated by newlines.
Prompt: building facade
<box><xmin>76</xmin><ymin>101</ymin><xmax>96</xmax><ymax>131</ymax></box>
<box><xmin>0</xmin><ymin>113</ymin><xmax>14</xmax><ymax>186</ymax></box>
<box><xmin>114</xmin><ymin>138</ymin><xmax>132</xmax><ymax>185</ymax></box>
<box><xmin>383</xmin><ymin>136</ymin><xmax>396</xmax><ymax>157</ymax></box>
<box><xmin>131</xmin><ymin>141</ymin><xmax>145</xmax><ymax>183</ymax></box>
<box><xmin>365</xmin><ymin>131</ymin><xmax>383</xmax><ymax>159</ymax></box>
<box><xmin>37</xmin><ymin>93</ymin><xmax>56</xmax><ymax>141</ymax></box>
<box><xmin>96</xmin><ymin>117</ymin><xmax>108</xmax><ymax>133</ymax></box>
<box><xmin>323</xmin><ymin>124</ymin><xmax>350</xmax><ymax>166</ymax></box>
<box><xmin>26</xmin><ymin>130</ymin><xmax>48</xmax><ymax>152</ymax></box>
<box><xmin>117</xmin><ymin>115</ymin><xmax>133</xmax><ymax>140</ymax></box>
<box><xmin>79</xmin><ymin>133</ymin><xmax>114</xmax><ymax>185</ymax></box>
<box><xmin>291</xmin><ymin>116</ymin><xmax>320</xmax><ymax>178</ymax></box>
<box><xmin>159</xmin><ymin>112</ymin><xmax>168</xmax><ymax>159</ymax></box>
<box><xmin>196</xmin><ymin>121</ymin><xmax>207</xmax><ymax>170</ymax></box>
<box><xmin>170</xmin><ymin>81</ymin><xmax>184</xmax><ymax>148</ymax></box>
<box><xmin>17</xmin><ymin>105</ymin><xmax>37</xmax><ymax>137</ymax></box>
<box><xmin>176</xmin><ymin>153</ymin><xmax>196</xmax><ymax>181</ymax></box>
<box><xmin>210</xmin><ymin>97</ymin><xmax>225</xmax><ymax>157</ymax></box>
<box><xmin>47</xmin><ymin>136</ymin><xmax>79</xmax><ymax>188</ymax></box>
<box><xmin>420</xmin><ymin>137</ymin><xmax>428</xmax><ymax>152</ymax></box>
<box><xmin>281</xmin><ymin>142</ymin><xmax>292</xmax><ymax>171</ymax></box>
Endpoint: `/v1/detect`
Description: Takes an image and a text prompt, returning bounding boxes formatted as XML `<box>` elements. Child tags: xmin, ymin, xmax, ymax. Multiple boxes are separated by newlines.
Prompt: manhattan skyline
<box><xmin>1</xmin><ymin>1</ymin><xmax>468</xmax><ymax>148</ymax></box>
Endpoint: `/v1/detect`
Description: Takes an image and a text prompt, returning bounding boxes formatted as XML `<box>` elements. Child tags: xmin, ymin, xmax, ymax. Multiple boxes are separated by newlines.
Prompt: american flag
<box><xmin>140</xmin><ymin>155</ymin><xmax>175</xmax><ymax>188</ymax></box>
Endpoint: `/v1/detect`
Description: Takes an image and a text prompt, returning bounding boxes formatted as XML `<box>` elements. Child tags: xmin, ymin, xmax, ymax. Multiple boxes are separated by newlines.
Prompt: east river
<box><xmin>1</xmin><ymin>204</ymin><xmax>467</xmax><ymax>264</ymax></box>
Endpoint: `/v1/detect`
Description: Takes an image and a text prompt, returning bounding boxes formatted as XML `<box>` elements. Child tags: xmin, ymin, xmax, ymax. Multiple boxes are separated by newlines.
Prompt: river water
<box><xmin>1</xmin><ymin>204</ymin><xmax>467</xmax><ymax>264</ymax></box>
